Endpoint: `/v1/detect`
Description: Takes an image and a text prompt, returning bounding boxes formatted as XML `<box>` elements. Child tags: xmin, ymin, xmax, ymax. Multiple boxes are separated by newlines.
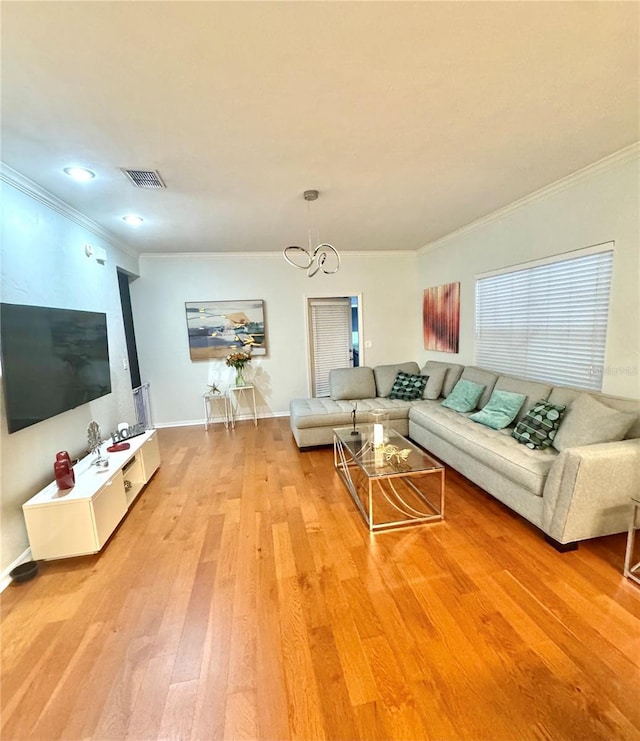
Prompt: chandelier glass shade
<box><xmin>283</xmin><ymin>190</ymin><xmax>340</xmax><ymax>277</ymax></box>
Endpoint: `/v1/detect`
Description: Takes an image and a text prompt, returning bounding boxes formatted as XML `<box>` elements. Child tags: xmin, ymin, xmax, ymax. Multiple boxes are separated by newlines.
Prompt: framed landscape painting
<box><xmin>185</xmin><ymin>299</ymin><xmax>267</xmax><ymax>360</ymax></box>
<box><xmin>423</xmin><ymin>282</ymin><xmax>460</xmax><ymax>353</ymax></box>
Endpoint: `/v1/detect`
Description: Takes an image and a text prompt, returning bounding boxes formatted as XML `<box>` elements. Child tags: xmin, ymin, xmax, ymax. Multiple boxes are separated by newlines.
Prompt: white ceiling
<box><xmin>1</xmin><ymin>1</ymin><xmax>638</xmax><ymax>255</ymax></box>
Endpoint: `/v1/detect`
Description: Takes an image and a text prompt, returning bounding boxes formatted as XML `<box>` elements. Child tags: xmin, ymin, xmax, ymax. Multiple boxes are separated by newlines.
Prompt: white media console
<box><xmin>23</xmin><ymin>430</ymin><xmax>161</xmax><ymax>560</ymax></box>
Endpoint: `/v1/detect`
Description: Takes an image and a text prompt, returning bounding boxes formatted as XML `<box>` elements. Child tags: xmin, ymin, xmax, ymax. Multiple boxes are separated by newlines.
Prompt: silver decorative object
<box><xmin>283</xmin><ymin>190</ymin><xmax>340</xmax><ymax>277</ymax></box>
<box><xmin>87</xmin><ymin>420</ymin><xmax>108</xmax><ymax>466</ymax></box>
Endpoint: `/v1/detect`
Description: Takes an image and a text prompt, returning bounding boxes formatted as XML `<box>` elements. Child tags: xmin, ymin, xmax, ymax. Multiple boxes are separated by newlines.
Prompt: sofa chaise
<box><xmin>289</xmin><ymin>361</ymin><xmax>640</xmax><ymax>548</ymax></box>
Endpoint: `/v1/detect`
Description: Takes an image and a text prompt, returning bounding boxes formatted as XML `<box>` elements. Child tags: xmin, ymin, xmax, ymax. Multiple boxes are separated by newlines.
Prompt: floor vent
<box><xmin>120</xmin><ymin>169</ymin><xmax>166</xmax><ymax>189</ymax></box>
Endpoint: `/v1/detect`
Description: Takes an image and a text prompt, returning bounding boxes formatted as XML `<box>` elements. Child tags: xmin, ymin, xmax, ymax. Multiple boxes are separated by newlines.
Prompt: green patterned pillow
<box><xmin>441</xmin><ymin>379</ymin><xmax>485</xmax><ymax>413</ymax></box>
<box><xmin>388</xmin><ymin>371</ymin><xmax>427</xmax><ymax>401</ymax></box>
<box><xmin>512</xmin><ymin>399</ymin><xmax>567</xmax><ymax>449</ymax></box>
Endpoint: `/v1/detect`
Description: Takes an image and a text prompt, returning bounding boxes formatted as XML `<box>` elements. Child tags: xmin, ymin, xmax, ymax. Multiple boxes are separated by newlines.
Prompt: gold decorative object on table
<box><xmin>380</xmin><ymin>444</ymin><xmax>411</xmax><ymax>470</ymax></box>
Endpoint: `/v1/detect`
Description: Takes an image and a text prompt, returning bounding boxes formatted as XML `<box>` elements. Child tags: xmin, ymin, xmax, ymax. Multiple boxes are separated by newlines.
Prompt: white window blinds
<box><xmin>308</xmin><ymin>298</ymin><xmax>352</xmax><ymax>397</ymax></box>
<box><xmin>475</xmin><ymin>247</ymin><xmax>614</xmax><ymax>390</ymax></box>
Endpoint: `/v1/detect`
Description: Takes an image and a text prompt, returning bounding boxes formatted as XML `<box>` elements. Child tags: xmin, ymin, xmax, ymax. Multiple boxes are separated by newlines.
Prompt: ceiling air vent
<box><xmin>120</xmin><ymin>169</ymin><xmax>166</xmax><ymax>189</ymax></box>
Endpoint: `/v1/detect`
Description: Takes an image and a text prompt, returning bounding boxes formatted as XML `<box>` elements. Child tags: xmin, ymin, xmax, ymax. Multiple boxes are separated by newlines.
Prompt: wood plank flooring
<box><xmin>2</xmin><ymin>419</ymin><xmax>639</xmax><ymax>741</ymax></box>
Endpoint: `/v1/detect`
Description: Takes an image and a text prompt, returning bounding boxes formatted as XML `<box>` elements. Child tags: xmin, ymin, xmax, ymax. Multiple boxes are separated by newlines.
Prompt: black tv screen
<box><xmin>1</xmin><ymin>303</ymin><xmax>111</xmax><ymax>433</ymax></box>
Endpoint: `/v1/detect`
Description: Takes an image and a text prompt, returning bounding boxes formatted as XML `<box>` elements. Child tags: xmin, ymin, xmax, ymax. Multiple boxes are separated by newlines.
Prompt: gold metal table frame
<box><xmin>333</xmin><ymin>425</ymin><xmax>445</xmax><ymax>532</ymax></box>
<box><xmin>624</xmin><ymin>497</ymin><xmax>640</xmax><ymax>586</ymax></box>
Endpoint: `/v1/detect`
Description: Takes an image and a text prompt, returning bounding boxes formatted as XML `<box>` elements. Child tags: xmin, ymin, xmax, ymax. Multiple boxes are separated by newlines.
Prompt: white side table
<box><xmin>203</xmin><ymin>392</ymin><xmax>229</xmax><ymax>430</ymax></box>
<box><xmin>623</xmin><ymin>496</ymin><xmax>640</xmax><ymax>586</ymax></box>
<box><xmin>227</xmin><ymin>385</ymin><xmax>258</xmax><ymax>428</ymax></box>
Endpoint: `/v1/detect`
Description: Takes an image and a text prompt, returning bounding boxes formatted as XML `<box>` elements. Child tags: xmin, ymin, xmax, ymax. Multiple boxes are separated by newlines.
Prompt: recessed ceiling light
<box><xmin>122</xmin><ymin>215</ymin><xmax>144</xmax><ymax>226</ymax></box>
<box><xmin>63</xmin><ymin>166</ymin><xmax>95</xmax><ymax>181</ymax></box>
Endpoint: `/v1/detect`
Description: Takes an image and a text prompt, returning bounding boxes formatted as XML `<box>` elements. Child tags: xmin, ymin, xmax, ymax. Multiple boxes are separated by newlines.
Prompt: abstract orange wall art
<box><xmin>423</xmin><ymin>282</ymin><xmax>460</xmax><ymax>353</ymax></box>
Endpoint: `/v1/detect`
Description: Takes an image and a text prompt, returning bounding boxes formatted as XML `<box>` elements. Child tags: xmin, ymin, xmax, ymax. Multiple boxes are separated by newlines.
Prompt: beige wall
<box><xmin>131</xmin><ymin>252</ymin><xmax>420</xmax><ymax>425</ymax></box>
<box><xmin>417</xmin><ymin>150</ymin><xmax>640</xmax><ymax>399</ymax></box>
<box><xmin>0</xmin><ymin>178</ymin><xmax>138</xmax><ymax>573</ymax></box>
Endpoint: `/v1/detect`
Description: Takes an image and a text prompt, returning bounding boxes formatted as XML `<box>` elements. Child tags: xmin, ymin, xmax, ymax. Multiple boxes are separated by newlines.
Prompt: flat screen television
<box><xmin>0</xmin><ymin>303</ymin><xmax>111</xmax><ymax>433</ymax></box>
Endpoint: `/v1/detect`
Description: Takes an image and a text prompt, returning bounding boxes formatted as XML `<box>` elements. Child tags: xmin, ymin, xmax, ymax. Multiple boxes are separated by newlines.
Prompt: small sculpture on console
<box><xmin>350</xmin><ymin>402</ymin><xmax>359</xmax><ymax>436</ymax></box>
<box><xmin>87</xmin><ymin>421</ymin><xmax>108</xmax><ymax>467</ymax></box>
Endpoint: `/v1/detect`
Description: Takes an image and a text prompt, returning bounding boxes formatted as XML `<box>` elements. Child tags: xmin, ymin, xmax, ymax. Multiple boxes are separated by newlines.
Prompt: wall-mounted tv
<box><xmin>0</xmin><ymin>303</ymin><xmax>111</xmax><ymax>433</ymax></box>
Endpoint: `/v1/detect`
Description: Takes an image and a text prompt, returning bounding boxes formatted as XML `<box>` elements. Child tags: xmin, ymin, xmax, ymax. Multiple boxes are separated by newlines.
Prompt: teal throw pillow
<box><xmin>512</xmin><ymin>399</ymin><xmax>567</xmax><ymax>449</ymax></box>
<box><xmin>441</xmin><ymin>379</ymin><xmax>485</xmax><ymax>413</ymax></box>
<box><xmin>388</xmin><ymin>371</ymin><xmax>427</xmax><ymax>401</ymax></box>
<box><xmin>469</xmin><ymin>389</ymin><xmax>526</xmax><ymax>430</ymax></box>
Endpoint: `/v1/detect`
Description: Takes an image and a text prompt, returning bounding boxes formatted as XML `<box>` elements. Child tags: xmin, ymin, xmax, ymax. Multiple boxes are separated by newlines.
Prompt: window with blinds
<box><xmin>475</xmin><ymin>246</ymin><xmax>614</xmax><ymax>391</ymax></box>
<box><xmin>308</xmin><ymin>297</ymin><xmax>352</xmax><ymax>397</ymax></box>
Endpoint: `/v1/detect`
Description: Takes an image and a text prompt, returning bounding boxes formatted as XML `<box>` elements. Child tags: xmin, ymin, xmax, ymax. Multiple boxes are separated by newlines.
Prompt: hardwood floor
<box><xmin>2</xmin><ymin>419</ymin><xmax>639</xmax><ymax>741</ymax></box>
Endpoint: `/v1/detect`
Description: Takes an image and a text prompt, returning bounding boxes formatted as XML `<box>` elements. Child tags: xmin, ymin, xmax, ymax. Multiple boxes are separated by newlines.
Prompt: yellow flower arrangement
<box><xmin>226</xmin><ymin>351</ymin><xmax>252</xmax><ymax>386</ymax></box>
<box><xmin>225</xmin><ymin>351</ymin><xmax>252</xmax><ymax>371</ymax></box>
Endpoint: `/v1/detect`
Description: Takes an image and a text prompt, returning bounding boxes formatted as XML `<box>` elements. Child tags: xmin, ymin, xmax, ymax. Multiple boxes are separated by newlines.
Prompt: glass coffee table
<box><xmin>333</xmin><ymin>424</ymin><xmax>445</xmax><ymax>532</ymax></box>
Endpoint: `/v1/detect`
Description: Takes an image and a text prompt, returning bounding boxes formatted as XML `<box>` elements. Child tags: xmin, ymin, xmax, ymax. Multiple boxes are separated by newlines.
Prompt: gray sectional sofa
<box><xmin>289</xmin><ymin>360</ymin><xmax>640</xmax><ymax>547</ymax></box>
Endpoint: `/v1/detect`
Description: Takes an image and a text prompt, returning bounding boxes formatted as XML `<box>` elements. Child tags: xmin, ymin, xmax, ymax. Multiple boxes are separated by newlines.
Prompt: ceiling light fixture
<box><xmin>63</xmin><ymin>166</ymin><xmax>95</xmax><ymax>181</ymax></box>
<box><xmin>122</xmin><ymin>215</ymin><xmax>144</xmax><ymax>226</ymax></box>
<box><xmin>283</xmin><ymin>190</ymin><xmax>340</xmax><ymax>277</ymax></box>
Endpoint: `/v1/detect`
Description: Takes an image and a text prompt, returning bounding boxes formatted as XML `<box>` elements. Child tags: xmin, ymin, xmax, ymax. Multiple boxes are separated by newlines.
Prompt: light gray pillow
<box><xmin>329</xmin><ymin>367</ymin><xmax>376</xmax><ymax>400</ymax></box>
<box><xmin>420</xmin><ymin>366</ymin><xmax>447</xmax><ymax>399</ymax></box>
<box><xmin>373</xmin><ymin>362</ymin><xmax>420</xmax><ymax>397</ymax></box>
<box><xmin>421</xmin><ymin>361</ymin><xmax>464</xmax><ymax>398</ymax></box>
<box><xmin>552</xmin><ymin>393</ymin><xmax>636</xmax><ymax>451</ymax></box>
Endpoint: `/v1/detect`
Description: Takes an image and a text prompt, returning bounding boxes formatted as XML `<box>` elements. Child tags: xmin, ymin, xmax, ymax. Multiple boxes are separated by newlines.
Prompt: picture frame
<box><xmin>423</xmin><ymin>282</ymin><xmax>460</xmax><ymax>353</ymax></box>
<box><xmin>185</xmin><ymin>299</ymin><xmax>267</xmax><ymax>360</ymax></box>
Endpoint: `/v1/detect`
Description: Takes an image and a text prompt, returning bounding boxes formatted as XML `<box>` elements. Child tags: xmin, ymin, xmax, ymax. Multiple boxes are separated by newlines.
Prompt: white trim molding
<box><xmin>419</xmin><ymin>142</ymin><xmax>640</xmax><ymax>255</ymax></box>
<box><xmin>0</xmin><ymin>547</ymin><xmax>33</xmax><ymax>593</ymax></box>
<box><xmin>153</xmin><ymin>410</ymin><xmax>290</xmax><ymax>429</ymax></box>
<box><xmin>139</xmin><ymin>250</ymin><xmax>415</xmax><ymax>261</ymax></box>
<box><xmin>0</xmin><ymin>162</ymin><xmax>138</xmax><ymax>259</ymax></box>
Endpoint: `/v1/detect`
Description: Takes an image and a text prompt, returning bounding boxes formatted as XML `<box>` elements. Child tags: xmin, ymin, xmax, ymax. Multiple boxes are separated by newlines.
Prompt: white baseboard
<box><xmin>154</xmin><ymin>411</ymin><xmax>290</xmax><ymax>429</ymax></box>
<box><xmin>0</xmin><ymin>547</ymin><xmax>33</xmax><ymax>593</ymax></box>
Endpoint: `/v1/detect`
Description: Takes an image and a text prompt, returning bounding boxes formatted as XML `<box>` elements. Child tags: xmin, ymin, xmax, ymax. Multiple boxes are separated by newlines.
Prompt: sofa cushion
<box><xmin>549</xmin><ymin>387</ymin><xmax>640</xmax><ymax>440</ymax></box>
<box><xmin>290</xmin><ymin>397</ymin><xmax>414</xmax><ymax>430</ymax></box>
<box><xmin>420</xmin><ymin>361</ymin><xmax>464</xmax><ymax>398</ymax></box>
<box><xmin>409</xmin><ymin>402</ymin><xmax>557</xmax><ymax>495</ymax></box>
<box><xmin>460</xmin><ymin>367</ymin><xmax>500</xmax><ymax>408</ymax></box>
<box><xmin>329</xmin><ymin>367</ymin><xmax>376</xmax><ymax>400</ymax></box>
<box><xmin>441</xmin><ymin>379</ymin><xmax>485</xmax><ymax>413</ymax></box>
<box><xmin>552</xmin><ymin>394</ymin><xmax>636</xmax><ymax>451</ymax></box>
<box><xmin>469</xmin><ymin>389</ymin><xmax>526</xmax><ymax>430</ymax></box>
<box><xmin>373</xmin><ymin>362</ymin><xmax>420</xmax><ymax>397</ymax></box>
<box><xmin>420</xmin><ymin>365</ymin><xmax>448</xmax><ymax>400</ymax></box>
<box><xmin>493</xmin><ymin>376</ymin><xmax>552</xmax><ymax>423</ymax></box>
<box><xmin>388</xmin><ymin>372</ymin><xmax>427</xmax><ymax>401</ymax></box>
<box><xmin>512</xmin><ymin>399</ymin><xmax>567</xmax><ymax>449</ymax></box>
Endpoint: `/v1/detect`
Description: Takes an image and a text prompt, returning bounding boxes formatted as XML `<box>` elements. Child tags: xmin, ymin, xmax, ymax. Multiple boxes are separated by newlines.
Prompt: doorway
<box><xmin>117</xmin><ymin>269</ymin><xmax>142</xmax><ymax>389</ymax></box>
<box><xmin>307</xmin><ymin>296</ymin><xmax>360</xmax><ymax>397</ymax></box>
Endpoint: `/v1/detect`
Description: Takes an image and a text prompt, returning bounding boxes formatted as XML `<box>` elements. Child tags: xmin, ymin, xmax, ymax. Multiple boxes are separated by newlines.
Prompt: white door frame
<box><xmin>304</xmin><ymin>293</ymin><xmax>363</xmax><ymax>397</ymax></box>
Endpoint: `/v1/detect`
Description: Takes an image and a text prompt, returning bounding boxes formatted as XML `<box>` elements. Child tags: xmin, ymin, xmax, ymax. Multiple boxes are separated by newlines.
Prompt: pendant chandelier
<box><xmin>283</xmin><ymin>190</ymin><xmax>340</xmax><ymax>277</ymax></box>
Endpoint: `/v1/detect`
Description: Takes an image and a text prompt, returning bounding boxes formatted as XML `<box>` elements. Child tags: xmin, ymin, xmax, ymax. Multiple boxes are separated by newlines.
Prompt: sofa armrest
<box><xmin>542</xmin><ymin>439</ymin><xmax>640</xmax><ymax>543</ymax></box>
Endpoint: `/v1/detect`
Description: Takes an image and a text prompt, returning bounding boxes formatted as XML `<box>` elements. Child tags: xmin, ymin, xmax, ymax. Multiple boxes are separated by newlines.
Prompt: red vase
<box><xmin>56</xmin><ymin>452</ymin><xmax>75</xmax><ymax>483</ymax></box>
<box><xmin>54</xmin><ymin>459</ymin><xmax>75</xmax><ymax>490</ymax></box>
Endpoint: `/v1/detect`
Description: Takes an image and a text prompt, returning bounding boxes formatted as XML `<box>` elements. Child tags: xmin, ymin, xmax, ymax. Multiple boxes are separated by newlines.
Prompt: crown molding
<box><xmin>418</xmin><ymin>142</ymin><xmax>640</xmax><ymax>255</ymax></box>
<box><xmin>139</xmin><ymin>249</ymin><xmax>416</xmax><ymax>260</ymax></box>
<box><xmin>0</xmin><ymin>162</ymin><xmax>139</xmax><ymax>260</ymax></box>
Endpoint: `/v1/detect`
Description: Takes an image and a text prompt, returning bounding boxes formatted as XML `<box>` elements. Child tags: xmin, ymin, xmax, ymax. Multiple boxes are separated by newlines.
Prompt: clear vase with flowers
<box><xmin>226</xmin><ymin>351</ymin><xmax>252</xmax><ymax>387</ymax></box>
